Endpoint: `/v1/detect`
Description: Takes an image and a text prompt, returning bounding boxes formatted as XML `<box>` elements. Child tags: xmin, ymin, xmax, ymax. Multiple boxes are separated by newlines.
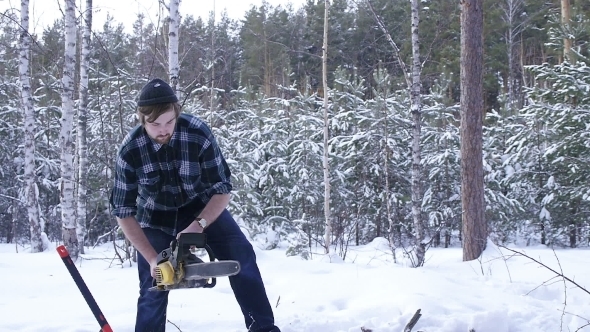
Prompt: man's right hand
<box><xmin>116</xmin><ymin>216</ymin><xmax>160</xmax><ymax>279</ymax></box>
<box><xmin>149</xmin><ymin>258</ymin><xmax>159</xmax><ymax>279</ymax></box>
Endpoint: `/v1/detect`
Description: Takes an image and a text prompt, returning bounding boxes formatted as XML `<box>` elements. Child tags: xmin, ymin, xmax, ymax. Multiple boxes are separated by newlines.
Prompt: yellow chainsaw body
<box><xmin>155</xmin><ymin>261</ymin><xmax>185</xmax><ymax>286</ymax></box>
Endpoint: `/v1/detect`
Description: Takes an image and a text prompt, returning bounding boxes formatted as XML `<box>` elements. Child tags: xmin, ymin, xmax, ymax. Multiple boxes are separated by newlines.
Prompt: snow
<box><xmin>2</xmin><ymin>238</ymin><xmax>589</xmax><ymax>332</ymax></box>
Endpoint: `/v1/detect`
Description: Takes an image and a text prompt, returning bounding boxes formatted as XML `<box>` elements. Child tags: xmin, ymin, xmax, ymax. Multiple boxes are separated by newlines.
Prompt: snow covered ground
<box><xmin>1</xmin><ymin>237</ymin><xmax>589</xmax><ymax>332</ymax></box>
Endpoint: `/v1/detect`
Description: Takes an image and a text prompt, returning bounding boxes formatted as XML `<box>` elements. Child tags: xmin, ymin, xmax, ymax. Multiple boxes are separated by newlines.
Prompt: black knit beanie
<box><xmin>137</xmin><ymin>78</ymin><xmax>178</xmax><ymax>106</ymax></box>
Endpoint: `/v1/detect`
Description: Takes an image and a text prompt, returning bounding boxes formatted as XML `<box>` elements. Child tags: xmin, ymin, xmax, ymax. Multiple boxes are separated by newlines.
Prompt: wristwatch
<box><xmin>196</xmin><ymin>218</ymin><xmax>208</xmax><ymax>229</ymax></box>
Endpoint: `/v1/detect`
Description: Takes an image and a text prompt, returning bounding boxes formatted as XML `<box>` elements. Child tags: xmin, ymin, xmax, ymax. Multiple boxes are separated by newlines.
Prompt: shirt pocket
<box><xmin>137</xmin><ymin>171</ymin><xmax>161</xmax><ymax>198</ymax></box>
<box><xmin>178</xmin><ymin>161</ymin><xmax>200</xmax><ymax>192</ymax></box>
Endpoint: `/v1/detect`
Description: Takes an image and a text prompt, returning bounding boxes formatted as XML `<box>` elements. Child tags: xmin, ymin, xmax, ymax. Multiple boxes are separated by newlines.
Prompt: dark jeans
<box><xmin>135</xmin><ymin>209</ymin><xmax>280</xmax><ymax>332</ymax></box>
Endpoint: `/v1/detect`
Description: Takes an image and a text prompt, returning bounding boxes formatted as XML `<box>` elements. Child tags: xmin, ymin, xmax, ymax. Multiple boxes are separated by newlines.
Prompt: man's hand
<box><xmin>116</xmin><ymin>216</ymin><xmax>159</xmax><ymax>278</ymax></box>
<box><xmin>149</xmin><ymin>257</ymin><xmax>159</xmax><ymax>278</ymax></box>
<box><xmin>176</xmin><ymin>219</ymin><xmax>204</xmax><ymax>239</ymax></box>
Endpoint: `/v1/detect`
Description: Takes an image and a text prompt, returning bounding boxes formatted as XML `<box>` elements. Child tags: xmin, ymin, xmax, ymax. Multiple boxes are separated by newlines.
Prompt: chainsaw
<box><xmin>149</xmin><ymin>232</ymin><xmax>241</xmax><ymax>291</ymax></box>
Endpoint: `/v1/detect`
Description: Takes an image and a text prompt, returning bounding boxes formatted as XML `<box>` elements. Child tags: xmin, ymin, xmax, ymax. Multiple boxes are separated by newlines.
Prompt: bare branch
<box><xmin>404</xmin><ymin>309</ymin><xmax>422</xmax><ymax>332</ymax></box>
<box><xmin>365</xmin><ymin>0</ymin><xmax>410</xmax><ymax>89</ymax></box>
<box><xmin>0</xmin><ymin>193</ymin><xmax>23</xmax><ymax>204</ymax></box>
<box><xmin>498</xmin><ymin>245</ymin><xmax>590</xmax><ymax>297</ymax></box>
<box><xmin>568</xmin><ymin>311</ymin><xmax>590</xmax><ymax>332</ymax></box>
<box><xmin>0</xmin><ymin>10</ymin><xmax>44</xmax><ymax>52</ymax></box>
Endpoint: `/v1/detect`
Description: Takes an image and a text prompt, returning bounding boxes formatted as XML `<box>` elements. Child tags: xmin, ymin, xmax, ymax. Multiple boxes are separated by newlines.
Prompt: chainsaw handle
<box><xmin>173</xmin><ymin>233</ymin><xmax>219</xmax><ymax>288</ymax></box>
<box><xmin>203</xmin><ymin>244</ymin><xmax>216</xmax><ymax>261</ymax></box>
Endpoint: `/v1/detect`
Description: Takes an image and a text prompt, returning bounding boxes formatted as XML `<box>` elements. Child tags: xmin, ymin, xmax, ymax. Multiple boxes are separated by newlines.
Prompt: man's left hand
<box><xmin>176</xmin><ymin>220</ymin><xmax>204</xmax><ymax>239</ymax></box>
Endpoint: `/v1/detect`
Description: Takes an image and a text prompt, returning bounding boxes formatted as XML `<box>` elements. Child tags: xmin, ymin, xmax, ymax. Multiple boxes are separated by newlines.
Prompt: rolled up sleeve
<box><xmin>199</xmin><ymin>135</ymin><xmax>232</xmax><ymax>201</ymax></box>
<box><xmin>110</xmin><ymin>152</ymin><xmax>139</xmax><ymax>218</ymax></box>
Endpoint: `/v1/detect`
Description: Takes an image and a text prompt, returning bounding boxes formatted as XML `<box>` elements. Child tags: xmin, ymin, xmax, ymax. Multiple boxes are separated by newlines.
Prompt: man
<box><xmin>110</xmin><ymin>78</ymin><xmax>280</xmax><ymax>332</ymax></box>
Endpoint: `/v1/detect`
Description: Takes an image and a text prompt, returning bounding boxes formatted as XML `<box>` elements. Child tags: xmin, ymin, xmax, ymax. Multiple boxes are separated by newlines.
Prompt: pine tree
<box><xmin>461</xmin><ymin>0</ymin><xmax>487</xmax><ymax>261</ymax></box>
<box><xmin>320</xmin><ymin>0</ymin><xmax>332</xmax><ymax>254</ymax></box>
<box><xmin>508</xmin><ymin>61</ymin><xmax>590</xmax><ymax>247</ymax></box>
<box><xmin>421</xmin><ymin>75</ymin><xmax>461</xmax><ymax>248</ymax></box>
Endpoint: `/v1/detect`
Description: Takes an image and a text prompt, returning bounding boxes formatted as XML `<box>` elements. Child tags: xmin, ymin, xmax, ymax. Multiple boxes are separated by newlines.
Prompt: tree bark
<box><xmin>263</xmin><ymin>19</ymin><xmax>271</xmax><ymax>97</ymax></box>
<box><xmin>384</xmin><ymin>82</ymin><xmax>393</xmax><ymax>250</ymax></box>
<box><xmin>210</xmin><ymin>0</ymin><xmax>216</xmax><ymax>116</ymax></box>
<box><xmin>76</xmin><ymin>0</ymin><xmax>92</xmax><ymax>254</ymax></box>
<box><xmin>168</xmin><ymin>0</ymin><xmax>181</xmax><ymax>93</ymax></box>
<box><xmin>561</xmin><ymin>0</ymin><xmax>574</xmax><ymax>64</ymax></box>
<box><xmin>60</xmin><ymin>0</ymin><xmax>79</xmax><ymax>259</ymax></box>
<box><xmin>322</xmin><ymin>0</ymin><xmax>332</xmax><ymax>254</ymax></box>
<box><xmin>460</xmin><ymin>0</ymin><xmax>487</xmax><ymax>261</ymax></box>
<box><xmin>502</xmin><ymin>0</ymin><xmax>525</xmax><ymax>114</ymax></box>
<box><xmin>19</xmin><ymin>0</ymin><xmax>43</xmax><ymax>253</ymax></box>
<box><xmin>410</xmin><ymin>0</ymin><xmax>425</xmax><ymax>267</ymax></box>
<box><xmin>367</xmin><ymin>0</ymin><xmax>425</xmax><ymax>261</ymax></box>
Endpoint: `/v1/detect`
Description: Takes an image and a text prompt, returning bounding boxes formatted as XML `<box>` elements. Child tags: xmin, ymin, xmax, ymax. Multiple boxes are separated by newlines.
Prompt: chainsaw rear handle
<box><xmin>173</xmin><ymin>233</ymin><xmax>217</xmax><ymax>288</ymax></box>
<box><xmin>173</xmin><ymin>233</ymin><xmax>216</xmax><ymax>260</ymax></box>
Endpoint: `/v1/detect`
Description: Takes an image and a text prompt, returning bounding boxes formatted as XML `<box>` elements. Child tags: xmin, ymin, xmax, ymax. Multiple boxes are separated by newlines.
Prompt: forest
<box><xmin>1</xmin><ymin>0</ymin><xmax>589</xmax><ymax>261</ymax></box>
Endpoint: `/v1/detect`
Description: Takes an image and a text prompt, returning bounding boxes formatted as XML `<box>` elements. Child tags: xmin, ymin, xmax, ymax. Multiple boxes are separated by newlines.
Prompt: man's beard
<box><xmin>154</xmin><ymin>134</ymin><xmax>171</xmax><ymax>144</ymax></box>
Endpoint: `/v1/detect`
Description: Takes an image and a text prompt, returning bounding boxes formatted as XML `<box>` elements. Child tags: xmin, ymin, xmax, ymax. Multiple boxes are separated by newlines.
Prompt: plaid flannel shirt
<box><xmin>109</xmin><ymin>113</ymin><xmax>232</xmax><ymax>235</ymax></box>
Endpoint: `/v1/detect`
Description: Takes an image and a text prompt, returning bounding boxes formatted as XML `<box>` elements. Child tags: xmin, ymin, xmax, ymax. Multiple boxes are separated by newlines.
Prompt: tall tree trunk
<box><xmin>381</xmin><ymin>74</ymin><xmax>397</xmax><ymax>262</ymax></box>
<box><xmin>384</xmin><ymin>82</ymin><xmax>393</xmax><ymax>251</ymax></box>
<box><xmin>210</xmin><ymin>1</ymin><xmax>216</xmax><ymax>117</ymax></box>
<box><xmin>410</xmin><ymin>0</ymin><xmax>425</xmax><ymax>267</ymax></box>
<box><xmin>502</xmin><ymin>0</ymin><xmax>524</xmax><ymax>114</ymax></box>
<box><xmin>7</xmin><ymin>205</ymin><xmax>14</xmax><ymax>244</ymax></box>
<box><xmin>561</xmin><ymin>0</ymin><xmax>574</xmax><ymax>64</ymax></box>
<box><xmin>460</xmin><ymin>0</ymin><xmax>487</xmax><ymax>261</ymax></box>
<box><xmin>534</xmin><ymin>119</ymin><xmax>547</xmax><ymax>245</ymax></box>
<box><xmin>562</xmin><ymin>0</ymin><xmax>576</xmax><ymax>246</ymax></box>
<box><xmin>76</xmin><ymin>0</ymin><xmax>92</xmax><ymax>254</ymax></box>
<box><xmin>60</xmin><ymin>0</ymin><xmax>79</xmax><ymax>259</ymax></box>
<box><xmin>264</xmin><ymin>23</ymin><xmax>271</xmax><ymax>97</ymax></box>
<box><xmin>19</xmin><ymin>0</ymin><xmax>43</xmax><ymax>252</ymax></box>
<box><xmin>168</xmin><ymin>0</ymin><xmax>180</xmax><ymax>93</ymax></box>
<box><xmin>366</xmin><ymin>0</ymin><xmax>414</xmax><ymax>255</ymax></box>
<box><xmin>322</xmin><ymin>0</ymin><xmax>332</xmax><ymax>254</ymax></box>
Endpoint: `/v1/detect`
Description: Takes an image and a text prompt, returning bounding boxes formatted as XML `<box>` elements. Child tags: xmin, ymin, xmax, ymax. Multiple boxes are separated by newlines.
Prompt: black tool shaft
<box><xmin>57</xmin><ymin>245</ymin><xmax>113</xmax><ymax>332</ymax></box>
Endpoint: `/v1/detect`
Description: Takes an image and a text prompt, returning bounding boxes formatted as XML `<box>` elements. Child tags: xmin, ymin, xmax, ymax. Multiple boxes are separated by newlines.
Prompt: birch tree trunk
<box><xmin>19</xmin><ymin>0</ymin><xmax>43</xmax><ymax>253</ymax></box>
<box><xmin>322</xmin><ymin>0</ymin><xmax>332</xmax><ymax>254</ymax></box>
<box><xmin>367</xmin><ymin>1</ymin><xmax>426</xmax><ymax>261</ymax></box>
<box><xmin>60</xmin><ymin>0</ymin><xmax>79</xmax><ymax>259</ymax></box>
<box><xmin>383</xmin><ymin>77</ymin><xmax>394</xmax><ymax>257</ymax></box>
<box><xmin>410</xmin><ymin>0</ymin><xmax>425</xmax><ymax>267</ymax></box>
<box><xmin>460</xmin><ymin>0</ymin><xmax>487</xmax><ymax>261</ymax></box>
<box><xmin>76</xmin><ymin>0</ymin><xmax>92</xmax><ymax>254</ymax></box>
<box><xmin>168</xmin><ymin>0</ymin><xmax>180</xmax><ymax>94</ymax></box>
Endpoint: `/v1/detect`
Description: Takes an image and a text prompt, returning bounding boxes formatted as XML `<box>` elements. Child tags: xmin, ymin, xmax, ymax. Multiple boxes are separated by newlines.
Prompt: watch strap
<box><xmin>196</xmin><ymin>217</ymin><xmax>207</xmax><ymax>228</ymax></box>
